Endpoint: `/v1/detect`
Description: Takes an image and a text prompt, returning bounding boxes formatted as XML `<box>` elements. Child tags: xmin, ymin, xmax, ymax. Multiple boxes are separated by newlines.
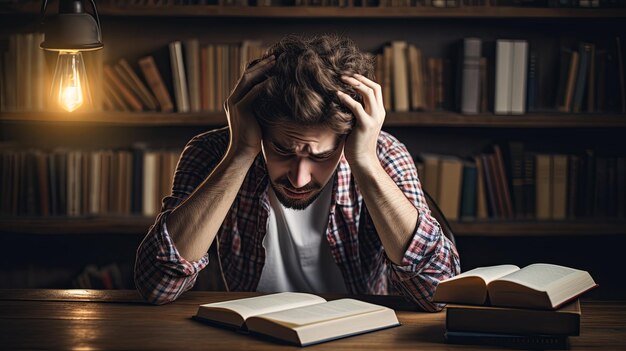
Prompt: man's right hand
<box><xmin>223</xmin><ymin>55</ymin><xmax>276</xmax><ymax>156</ymax></box>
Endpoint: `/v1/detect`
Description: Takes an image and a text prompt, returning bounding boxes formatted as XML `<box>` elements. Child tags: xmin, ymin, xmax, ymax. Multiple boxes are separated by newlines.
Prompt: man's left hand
<box><xmin>337</xmin><ymin>74</ymin><xmax>386</xmax><ymax>168</ymax></box>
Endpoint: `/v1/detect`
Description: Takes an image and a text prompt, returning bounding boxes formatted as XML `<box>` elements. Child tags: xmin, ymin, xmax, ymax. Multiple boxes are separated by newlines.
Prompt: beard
<box><xmin>270</xmin><ymin>176</ymin><xmax>325</xmax><ymax>210</ymax></box>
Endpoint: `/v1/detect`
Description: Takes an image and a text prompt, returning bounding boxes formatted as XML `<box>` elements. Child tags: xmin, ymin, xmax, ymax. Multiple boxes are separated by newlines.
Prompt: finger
<box><xmin>238</xmin><ymin>78</ymin><xmax>270</xmax><ymax>108</ymax></box>
<box><xmin>230</xmin><ymin>55</ymin><xmax>275</xmax><ymax>103</ymax></box>
<box><xmin>353</xmin><ymin>73</ymin><xmax>384</xmax><ymax>110</ymax></box>
<box><xmin>341</xmin><ymin>75</ymin><xmax>376</xmax><ymax>114</ymax></box>
<box><xmin>336</xmin><ymin>90</ymin><xmax>366</xmax><ymax>126</ymax></box>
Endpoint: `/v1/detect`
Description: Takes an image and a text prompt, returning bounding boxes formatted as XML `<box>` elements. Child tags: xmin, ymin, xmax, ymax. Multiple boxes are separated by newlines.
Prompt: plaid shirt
<box><xmin>135</xmin><ymin>127</ymin><xmax>460</xmax><ymax>311</ymax></box>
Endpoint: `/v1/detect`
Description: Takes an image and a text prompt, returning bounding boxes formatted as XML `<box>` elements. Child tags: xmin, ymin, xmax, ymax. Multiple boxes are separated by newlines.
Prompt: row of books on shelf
<box><xmin>0</xmin><ymin>145</ymin><xmax>180</xmax><ymax>217</ymax></box>
<box><xmin>104</xmin><ymin>40</ymin><xmax>265</xmax><ymax>113</ymax></box>
<box><xmin>94</xmin><ymin>36</ymin><xmax>626</xmax><ymax>115</ymax></box>
<box><xmin>93</xmin><ymin>0</ymin><xmax>626</xmax><ymax>7</ymax></box>
<box><xmin>3</xmin><ymin>33</ymin><xmax>625</xmax><ymax>115</ymax></box>
<box><xmin>416</xmin><ymin>144</ymin><xmax>626</xmax><ymax>221</ymax></box>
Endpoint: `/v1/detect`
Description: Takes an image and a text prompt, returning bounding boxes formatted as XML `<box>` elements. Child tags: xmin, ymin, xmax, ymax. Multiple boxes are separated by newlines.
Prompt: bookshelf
<box><xmin>1</xmin><ymin>4</ymin><xmax>625</xmax><ymax>293</ymax></box>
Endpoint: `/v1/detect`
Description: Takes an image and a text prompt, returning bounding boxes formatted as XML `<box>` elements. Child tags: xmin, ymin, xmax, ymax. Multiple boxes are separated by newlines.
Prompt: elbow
<box><xmin>134</xmin><ymin>276</ymin><xmax>179</xmax><ymax>306</ymax></box>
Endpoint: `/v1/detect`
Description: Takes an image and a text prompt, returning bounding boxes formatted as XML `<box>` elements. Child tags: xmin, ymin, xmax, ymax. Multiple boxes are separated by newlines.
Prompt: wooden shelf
<box><xmin>2</xmin><ymin>111</ymin><xmax>625</xmax><ymax>128</ymax></box>
<box><xmin>452</xmin><ymin>220</ymin><xmax>626</xmax><ymax>236</ymax></box>
<box><xmin>4</xmin><ymin>4</ymin><xmax>626</xmax><ymax>18</ymax></box>
<box><xmin>2</xmin><ymin>217</ymin><xmax>625</xmax><ymax>236</ymax></box>
<box><xmin>0</xmin><ymin>216</ymin><xmax>154</xmax><ymax>235</ymax></box>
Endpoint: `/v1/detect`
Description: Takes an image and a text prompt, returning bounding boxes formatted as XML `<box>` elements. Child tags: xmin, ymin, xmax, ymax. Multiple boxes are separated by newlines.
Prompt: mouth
<box><xmin>282</xmin><ymin>186</ymin><xmax>314</xmax><ymax>199</ymax></box>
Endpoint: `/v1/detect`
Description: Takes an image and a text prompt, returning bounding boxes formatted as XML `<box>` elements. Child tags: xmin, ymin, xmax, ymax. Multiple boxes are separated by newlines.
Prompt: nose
<box><xmin>287</xmin><ymin>157</ymin><xmax>312</xmax><ymax>189</ymax></box>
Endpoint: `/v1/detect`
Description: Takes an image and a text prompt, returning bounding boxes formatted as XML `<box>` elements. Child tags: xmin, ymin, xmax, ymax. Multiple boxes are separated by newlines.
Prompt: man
<box><xmin>135</xmin><ymin>34</ymin><xmax>460</xmax><ymax>311</ymax></box>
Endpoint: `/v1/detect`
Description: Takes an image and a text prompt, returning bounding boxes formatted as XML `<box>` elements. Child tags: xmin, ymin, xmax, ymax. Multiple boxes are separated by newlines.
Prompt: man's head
<box><xmin>254</xmin><ymin>34</ymin><xmax>374</xmax><ymax>209</ymax></box>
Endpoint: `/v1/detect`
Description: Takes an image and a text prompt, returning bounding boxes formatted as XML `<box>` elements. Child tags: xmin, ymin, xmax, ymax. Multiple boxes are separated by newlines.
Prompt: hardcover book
<box><xmin>193</xmin><ymin>292</ymin><xmax>400</xmax><ymax>346</ymax></box>
<box><xmin>433</xmin><ymin>263</ymin><xmax>597</xmax><ymax>309</ymax></box>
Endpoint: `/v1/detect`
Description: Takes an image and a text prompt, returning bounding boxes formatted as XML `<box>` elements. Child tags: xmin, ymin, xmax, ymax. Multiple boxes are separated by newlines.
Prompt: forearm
<box><xmin>167</xmin><ymin>146</ymin><xmax>258</xmax><ymax>261</ymax></box>
<box><xmin>135</xmin><ymin>212</ymin><xmax>206</xmax><ymax>305</ymax></box>
<box><xmin>351</xmin><ymin>157</ymin><xmax>418</xmax><ymax>265</ymax></box>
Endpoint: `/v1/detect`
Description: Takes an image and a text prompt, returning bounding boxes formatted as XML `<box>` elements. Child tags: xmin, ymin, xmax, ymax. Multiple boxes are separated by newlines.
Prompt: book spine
<box><xmin>460</xmin><ymin>38</ymin><xmax>482</xmax><ymax>115</ymax></box>
<box><xmin>494</xmin><ymin>40</ymin><xmax>513</xmax><ymax>114</ymax></box>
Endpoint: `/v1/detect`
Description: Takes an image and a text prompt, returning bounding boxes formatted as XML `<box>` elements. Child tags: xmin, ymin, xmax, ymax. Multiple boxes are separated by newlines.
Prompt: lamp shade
<box><xmin>40</xmin><ymin>0</ymin><xmax>103</xmax><ymax>52</ymax></box>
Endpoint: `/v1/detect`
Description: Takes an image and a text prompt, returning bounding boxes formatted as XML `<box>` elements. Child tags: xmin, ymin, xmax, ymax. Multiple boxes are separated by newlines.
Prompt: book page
<box><xmin>199</xmin><ymin>292</ymin><xmax>326</xmax><ymax>321</ymax></box>
<box><xmin>443</xmin><ymin>265</ymin><xmax>520</xmax><ymax>285</ymax></box>
<box><xmin>255</xmin><ymin>299</ymin><xmax>386</xmax><ymax>328</ymax></box>
<box><xmin>495</xmin><ymin>263</ymin><xmax>580</xmax><ymax>291</ymax></box>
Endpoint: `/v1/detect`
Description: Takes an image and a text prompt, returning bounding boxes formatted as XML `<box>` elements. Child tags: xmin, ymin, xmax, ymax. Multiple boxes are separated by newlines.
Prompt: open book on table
<box><xmin>432</xmin><ymin>263</ymin><xmax>597</xmax><ymax>309</ymax></box>
<box><xmin>193</xmin><ymin>292</ymin><xmax>400</xmax><ymax>346</ymax></box>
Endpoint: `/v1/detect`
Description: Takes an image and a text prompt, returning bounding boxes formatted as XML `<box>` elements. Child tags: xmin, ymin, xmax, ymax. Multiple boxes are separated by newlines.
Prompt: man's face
<box><xmin>261</xmin><ymin>123</ymin><xmax>345</xmax><ymax>210</ymax></box>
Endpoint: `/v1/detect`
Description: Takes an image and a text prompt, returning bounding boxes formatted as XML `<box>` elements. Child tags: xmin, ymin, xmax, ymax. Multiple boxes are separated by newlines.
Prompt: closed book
<box><xmin>572</xmin><ymin>43</ymin><xmax>592</xmax><ymax>113</ymax></box>
<box><xmin>473</xmin><ymin>155</ymin><xmax>489</xmax><ymax>220</ymax></box>
<box><xmin>446</xmin><ymin>299</ymin><xmax>581</xmax><ymax>336</ymax></box>
<box><xmin>493</xmin><ymin>144</ymin><xmax>514</xmax><ymax>218</ymax></box>
<box><xmin>526</xmin><ymin>49</ymin><xmax>538</xmax><ymax>112</ymax></box>
<box><xmin>116</xmin><ymin>58</ymin><xmax>159</xmax><ymax>111</ymax></box>
<box><xmin>391</xmin><ymin>41</ymin><xmax>409</xmax><ymax>112</ymax></box>
<box><xmin>169</xmin><ymin>41</ymin><xmax>191</xmax><ymax>113</ymax></box>
<box><xmin>408</xmin><ymin>44</ymin><xmax>426</xmax><ymax>111</ymax></box>
<box><xmin>459</xmin><ymin>161</ymin><xmax>477</xmax><ymax>220</ymax></box>
<box><xmin>418</xmin><ymin>153</ymin><xmax>442</xmax><ymax>203</ymax></box>
<box><xmin>383</xmin><ymin>46</ymin><xmax>393</xmax><ymax>111</ymax></box>
<box><xmin>510</xmin><ymin>40</ymin><xmax>528</xmax><ymax>115</ymax></box>
<box><xmin>552</xmin><ymin>154</ymin><xmax>568</xmax><ymax>220</ymax></box>
<box><xmin>507</xmin><ymin>141</ymin><xmax>525</xmax><ymax>218</ymax></box>
<box><xmin>445</xmin><ymin>330</ymin><xmax>569</xmax><ymax>349</ymax></box>
<box><xmin>562</xmin><ymin>50</ymin><xmax>580</xmax><ymax>112</ymax></box>
<box><xmin>494</xmin><ymin>40</ymin><xmax>513</xmax><ymax>114</ymax></box>
<box><xmin>104</xmin><ymin>64</ymin><xmax>143</xmax><ymax>112</ymax></box>
<box><xmin>437</xmin><ymin>156</ymin><xmax>464</xmax><ymax>221</ymax></box>
<box><xmin>184</xmin><ymin>38</ymin><xmax>201</xmax><ymax>112</ymax></box>
<box><xmin>459</xmin><ymin>38</ymin><xmax>481</xmax><ymax>115</ymax></box>
<box><xmin>138</xmin><ymin>55</ymin><xmax>174</xmax><ymax>113</ymax></box>
<box><xmin>523</xmin><ymin>152</ymin><xmax>536</xmax><ymax>218</ymax></box>
<box><xmin>535</xmin><ymin>154</ymin><xmax>552</xmax><ymax>220</ymax></box>
<box><xmin>480</xmin><ymin>153</ymin><xmax>499</xmax><ymax>218</ymax></box>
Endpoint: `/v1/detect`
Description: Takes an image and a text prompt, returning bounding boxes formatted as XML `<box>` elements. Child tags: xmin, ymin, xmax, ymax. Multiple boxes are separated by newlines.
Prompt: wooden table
<box><xmin>1</xmin><ymin>289</ymin><xmax>625</xmax><ymax>350</ymax></box>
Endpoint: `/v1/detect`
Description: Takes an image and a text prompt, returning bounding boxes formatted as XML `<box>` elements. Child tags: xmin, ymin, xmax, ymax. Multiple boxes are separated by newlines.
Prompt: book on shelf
<box><xmin>444</xmin><ymin>330</ymin><xmax>569</xmax><ymax>349</ymax></box>
<box><xmin>494</xmin><ymin>39</ymin><xmax>528</xmax><ymax>115</ymax></box>
<box><xmin>115</xmin><ymin>58</ymin><xmax>159</xmax><ymax>111</ymax></box>
<box><xmin>138</xmin><ymin>55</ymin><xmax>175</xmax><ymax>113</ymax></box>
<box><xmin>103</xmin><ymin>64</ymin><xmax>143</xmax><ymax>112</ymax></box>
<box><xmin>446</xmin><ymin>299</ymin><xmax>581</xmax><ymax>336</ymax></box>
<box><xmin>193</xmin><ymin>292</ymin><xmax>400</xmax><ymax>347</ymax></box>
<box><xmin>432</xmin><ymin>263</ymin><xmax>597</xmax><ymax>309</ymax></box>
<box><xmin>458</xmin><ymin>37</ymin><xmax>482</xmax><ymax>115</ymax></box>
<box><xmin>169</xmin><ymin>41</ymin><xmax>191</xmax><ymax>113</ymax></box>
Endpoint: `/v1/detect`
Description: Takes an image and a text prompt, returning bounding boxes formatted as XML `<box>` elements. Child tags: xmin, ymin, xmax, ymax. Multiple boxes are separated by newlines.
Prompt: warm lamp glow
<box><xmin>51</xmin><ymin>51</ymin><xmax>89</xmax><ymax>112</ymax></box>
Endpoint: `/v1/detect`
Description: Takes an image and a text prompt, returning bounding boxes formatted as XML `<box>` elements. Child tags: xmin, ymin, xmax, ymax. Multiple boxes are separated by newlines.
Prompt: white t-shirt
<box><xmin>256</xmin><ymin>183</ymin><xmax>347</xmax><ymax>294</ymax></box>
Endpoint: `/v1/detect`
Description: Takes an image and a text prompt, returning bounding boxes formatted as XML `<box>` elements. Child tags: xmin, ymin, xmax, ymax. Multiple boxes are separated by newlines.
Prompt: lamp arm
<box><xmin>86</xmin><ymin>0</ymin><xmax>102</xmax><ymax>43</ymax></box>
<box><xmin>39</xmin><ymin>0</ymin><xmax>49</xmax><ymax>24</ymax></box>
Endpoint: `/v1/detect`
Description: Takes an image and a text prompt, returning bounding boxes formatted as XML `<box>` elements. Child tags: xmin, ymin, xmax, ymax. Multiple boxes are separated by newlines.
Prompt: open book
<box><xmin>193</xmin><ymin>292</ymin><xmax>400</xmax><ymax>346</ymax></box>
<box><xmin>432</xmin><ymin>263</ymin><xmax>597</xmax><ymax>309</ymax></box>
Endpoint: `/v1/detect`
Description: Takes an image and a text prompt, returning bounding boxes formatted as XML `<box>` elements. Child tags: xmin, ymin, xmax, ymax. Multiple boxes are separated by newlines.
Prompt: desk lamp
<box><xmin>39</xmin><ymin>0</ymin><xmax>103</xmax><ymax>112</ymax></box>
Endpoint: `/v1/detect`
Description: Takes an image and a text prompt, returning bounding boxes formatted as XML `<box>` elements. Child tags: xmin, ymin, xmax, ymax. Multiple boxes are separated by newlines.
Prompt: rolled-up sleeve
<box><xmin>134</xmin><ymin>128</ymin><xmax>228</xmax><ymax>304</ymax></box>
<box><xmin>377</xmin><ymin>135</ymin><xmax>461</xmax><ymax>312</ymax></box>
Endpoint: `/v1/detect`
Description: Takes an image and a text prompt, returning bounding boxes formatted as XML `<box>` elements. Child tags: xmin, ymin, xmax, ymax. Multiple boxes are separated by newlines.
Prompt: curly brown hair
<box><xmin>253</xmin><ymin>34</ymin><xmax>375</xmax><ymax>135</ymax></box>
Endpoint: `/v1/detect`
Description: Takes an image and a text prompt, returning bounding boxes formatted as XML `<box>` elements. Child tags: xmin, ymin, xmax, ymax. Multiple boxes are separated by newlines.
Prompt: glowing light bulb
<box><xmin>51</xmin><ymin>51</ymin><xmax>90</xmax><ymax>112</ymax></box>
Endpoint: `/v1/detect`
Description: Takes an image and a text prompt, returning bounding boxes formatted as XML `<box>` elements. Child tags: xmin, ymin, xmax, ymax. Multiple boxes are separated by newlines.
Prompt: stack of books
<box><xmin>433</xmin><ymin>264</ymin><xmax>597</xmax><ymax>349</ymax></box>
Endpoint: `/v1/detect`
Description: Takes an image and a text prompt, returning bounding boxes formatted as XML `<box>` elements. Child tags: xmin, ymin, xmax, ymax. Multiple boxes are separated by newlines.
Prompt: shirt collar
<box><xmin>335</xmin><ymin>156</ymin><xmax>352</xmax><ymax>206</ymax></box>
